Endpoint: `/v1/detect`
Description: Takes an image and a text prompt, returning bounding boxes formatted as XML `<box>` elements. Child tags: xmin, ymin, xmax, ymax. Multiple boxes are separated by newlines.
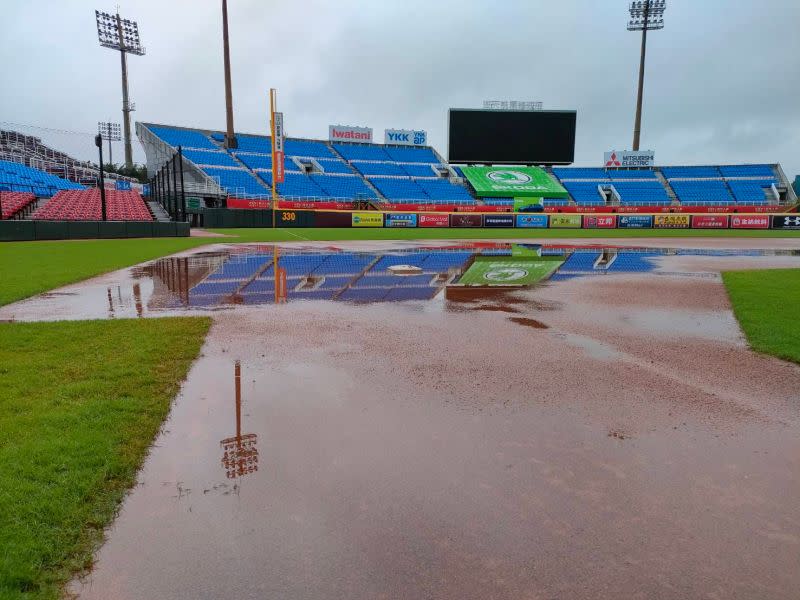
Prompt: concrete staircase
<box><xmin>148</xmin><ymin>201</ymin><xmax>172</xmax><ymax>222</ymax></box>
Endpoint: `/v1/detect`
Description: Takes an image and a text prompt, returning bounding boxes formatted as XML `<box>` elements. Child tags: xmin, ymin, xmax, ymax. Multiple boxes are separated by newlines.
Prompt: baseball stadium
<box><xmin>1</xmin><ymin>2</ymin><xmax>799</xmax><ymax>600</ymax></box>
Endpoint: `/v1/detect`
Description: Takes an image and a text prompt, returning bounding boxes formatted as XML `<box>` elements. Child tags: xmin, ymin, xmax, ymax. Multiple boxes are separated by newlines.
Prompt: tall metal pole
<box><xmin>222</xmin><ymin>0</ymin><xmax>237</xmax><ymax>149</ymax></box>
<box><xmin>632</xmin><ymin>2</ymin><xmax>649</xmax><ymax>151</ymax></box>
<box><xmin>116</xmin><ymin>13</ymin><xmax>134</xmax><ymax>169</ymax></box>
<box><xmin>106</xmin><ymin>123</ymin><xmax>114</xmax><ymax>166</ymax></box>
<box><xmin>178</xmin><ymin>146</ymin><xmax>186</xmax><ymax>223</ymax></box>
<box><xmin>95</xmin><ymin>134</ymin><xmax>107</xmax><ymax>221</ymax></box>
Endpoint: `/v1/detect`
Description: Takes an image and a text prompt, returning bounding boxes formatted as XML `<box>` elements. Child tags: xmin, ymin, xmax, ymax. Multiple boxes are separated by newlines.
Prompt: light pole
<box><xmin>95</xmin><ymin>10</ymin><xmax>145</xmax><ymax>170</ymax></box>
<box><xmin>221</xmin><ymin>0</ymin><xmax>237</xmax><ymax>149</ymax></box>
<box><xmin>98</xmin><ymin>121</ymin><xmax>121</xmax><ymax>167</ymax></box>
<box><xmin>95</xmin><ymin>134</ymin><xmax>107</xmax><ymax>221</ymax></box>
<box><xmin>628</xmin><ymin>1</ymin><xmax>666</xmax><ymax>151</ymax></box>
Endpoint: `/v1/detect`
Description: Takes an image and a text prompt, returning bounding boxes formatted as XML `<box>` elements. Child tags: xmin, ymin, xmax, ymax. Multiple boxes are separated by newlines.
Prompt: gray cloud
<box><xmin>1</xmin><ymin>0</ymin><xmax>798</xmax><ymax>178</ymax></box>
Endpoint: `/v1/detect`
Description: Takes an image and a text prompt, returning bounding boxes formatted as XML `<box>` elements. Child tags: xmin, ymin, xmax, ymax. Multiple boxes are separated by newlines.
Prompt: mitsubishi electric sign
<box><xmin>329</xmin><ymin>125</ymin><xmax>373</xmax><ymax>143</ymax></box>
<box><xmin>384</xmin><ymin>129</ymin><xmax>427</xmax><ymax>146</ymax></box>
<box><xmin>604</xmin><ymin>150</ymin><xmax>655</xmax><ymax>168</ymax></box>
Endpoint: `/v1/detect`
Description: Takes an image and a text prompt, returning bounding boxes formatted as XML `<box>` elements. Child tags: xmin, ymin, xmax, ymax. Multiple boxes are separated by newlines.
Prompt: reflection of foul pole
<box><xmin>273</xmin><ymin>246</ymin><xmax>287</xmax><ymax>304</ymax></box>
<box><xmin>220</xmin><ymin>360</ymin><xmax>258</xmax><ymax>479</ymax></box>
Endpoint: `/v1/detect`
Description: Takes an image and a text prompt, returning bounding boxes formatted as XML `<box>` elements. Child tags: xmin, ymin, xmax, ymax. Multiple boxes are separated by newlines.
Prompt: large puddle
<box><xmin>3</xmin><ymin>242</ymin><xmax>800</xmax><ymax>322</ymax></box>
<box><xmin>6</xmin><ymin>241</ymin><xmax>798</xmax><ymax>599</ymax></box>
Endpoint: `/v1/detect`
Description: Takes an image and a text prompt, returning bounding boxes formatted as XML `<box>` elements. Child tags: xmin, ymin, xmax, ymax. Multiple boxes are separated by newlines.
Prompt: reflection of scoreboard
<box><xmin>219</xmin><ymin>361</ymin><xmax>259</xmax><ymax>479</ymax></box>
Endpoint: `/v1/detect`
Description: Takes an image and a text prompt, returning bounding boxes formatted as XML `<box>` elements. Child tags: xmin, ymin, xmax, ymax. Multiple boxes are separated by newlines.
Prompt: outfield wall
<box><xmin>201</xmin><ymin>209</ymin><xmax>800</xmax><ymax>231</ymax></box>
<box><xmin>0</xmin><ymin>221</ymin><xmax>190</xmax><ymax>242</ymax></box>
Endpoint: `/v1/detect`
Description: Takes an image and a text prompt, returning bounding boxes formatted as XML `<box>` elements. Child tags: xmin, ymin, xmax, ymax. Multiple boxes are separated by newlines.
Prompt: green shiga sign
<box><xmin>461</xmin><ymin>166</ymin><xmax>568</xmax><ymax>198</ymax></box>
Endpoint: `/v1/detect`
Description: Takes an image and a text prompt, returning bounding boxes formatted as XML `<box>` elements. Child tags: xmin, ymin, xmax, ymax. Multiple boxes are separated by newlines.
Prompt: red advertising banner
<box><xmin>227</xmin><ymin>197</ymin><xmax>271</xmax><ymax>209</ymax></box>
<box><xmin>449</xmin><ymin>213</ymin><xmax>482</xmax><ymax>228</ymax></box>
<box><xmin>273</xmin><ymin>150</ymin><xmax>285</xmax><ymax>183</ymax></box>
<box><xmin>730</xmin><ymin>215</ymin><xmax>770</xmax><ymax>229</ymax></box>
<box><xmin>692</xmin><ymin>215</ymin><xmax>729</xmax><ymax>229</ymax></box>
<box><xmin>583</xmin><ymin>215</ymin><xmax>617</xmax><ymax>228</ymax></box>
<box><xmin>418</xmin><ymin>213</ymin><xmax>449</xmax><ymax>227</ymax></box>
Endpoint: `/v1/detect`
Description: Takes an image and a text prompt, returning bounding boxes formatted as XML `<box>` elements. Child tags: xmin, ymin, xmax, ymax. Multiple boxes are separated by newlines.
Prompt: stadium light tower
<box><xmin>628</xmin><ymin>0</ymin><xmax>666</xmax><ymax>151</ymax></box>
<box><xmin>95</xmin><ymin>9</ymin><xmax>145</xmax><ymax>170</ymax></box>
<box><xmin>97</xmin><ymin>121</ymin><xmax>121</xmax><ymax>166</ymax></box>
<box><xmin>221</xmin><ymin>0</ymin><xmax>237</xmax><ymax>149</ymax></box>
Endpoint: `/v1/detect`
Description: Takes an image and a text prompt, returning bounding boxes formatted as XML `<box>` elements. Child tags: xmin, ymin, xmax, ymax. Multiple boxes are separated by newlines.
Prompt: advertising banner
<box><xmin>460</xmin><ymin>166</ymin><xmax>568</xmax><ymax>198</ymax></box>
<box><xmin>483</xmin><ymin>214</ymin><xmax>515</xmax><ymax>228</ymax></box>
<box><xmin>227</xmin><ymin>198</ymin><xmax>271</xmax><ymax>209</ymax></box>
<box><xmin>385</xmin><ymin>213</ymin><xmax>418</xmax><ymax>228</ymax></box>
<box><xmin>692</xmin><ymin>215</ymin><xmax>729</xmax><ymax>229</ymax></box>
<box><xmin>316</xmin><ymin>211</ymin><xmax>353</xmax><ymax>227</ymax></box>
<box><xmin>515</xmin><ymin>214</ymin><xmax>549</xmax><ymax>228</ymax></box>
<box><xmin>618</xmin><ymin>215</ymin><xmax>653</xmax><ymax>229</ymax></box>
<box><xmin>329</xmin><ymin>125</ymin><xmax>372</xmax><ymax>143</ymax></box>
<box><xmin>271</xmin><ymin>112</ymin><xmax>285</xmax><ymax>183</ymax></box>
<box><xmin>549</xmin><ymin>214</ymin><xmax>582</xmax><ymax>228</ymax></box>
<box><xmin>583</xmin><ymin>215</ymin><xmax>617</xmax><ymax>229</ymax></box>
<box><xmin>449</xmin><ymin>214</ymin><xmax>482</xmax><ymax>228</ymax></box>
<box><xmin>351</xmin><ymin>212</ymin><xmax>383</xmax><ymax>227</ymax></box>
<box><xmin>654</xmin><ymin>214</ymin><xmax>690</xmax><ymax>229</ymax></box>
<box><xmin>604</xmin><ymin>150</ymin><xmax>655</xmax><ymax>167</ymax></box>
<box><xmin>731</xmin><ymin>215</ymin><xmax>769</xmax><ymax>229</ymax></box>
<box><xmin>418</xmin><ymin>213</ymin><xmax>450</xmax><ymax>227</ymax></box>
<box><xmin>384</xmin><ymin>129</ymin><xmax>427</xmax><ymax>146</ymax></box>
<box><xmin>771</xmin><ymin>215</ymin><xmax>800</xmax><ymax>230</ymax></box>
<box><xmin>115</xmin><ymin>180</ymin><xmax>132</xmax><ymax>191</ymax></box>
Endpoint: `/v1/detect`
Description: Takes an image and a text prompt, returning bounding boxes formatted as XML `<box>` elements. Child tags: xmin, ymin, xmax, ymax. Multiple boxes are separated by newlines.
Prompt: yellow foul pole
<box><xmin>269</xmin><ymin>88</ymin><xmax>278</xmax><ymax>229</ymax></box>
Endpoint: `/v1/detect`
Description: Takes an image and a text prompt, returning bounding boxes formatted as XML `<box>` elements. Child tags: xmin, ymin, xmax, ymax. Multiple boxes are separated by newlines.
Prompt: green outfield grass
<box><xmin>723</xmin><ymin>269</ymin><xmax>800</xmax><ymax>364</ymax></box>
<box><xmin>2</xmin><ymin>228</ymin><xmax>799</xmax><ymax>306</ymax></box>
<box><xmin>0</xmin><ymin>317</ymin><xmax>210</xmax><ymax>600</ymax></box>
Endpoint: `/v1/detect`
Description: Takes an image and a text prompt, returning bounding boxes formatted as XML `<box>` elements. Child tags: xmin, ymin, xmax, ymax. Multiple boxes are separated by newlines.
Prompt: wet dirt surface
<box><xmin>7</xmin><ymin>239</ymin><xmax>799</xmax><ymax>599</ymax></box>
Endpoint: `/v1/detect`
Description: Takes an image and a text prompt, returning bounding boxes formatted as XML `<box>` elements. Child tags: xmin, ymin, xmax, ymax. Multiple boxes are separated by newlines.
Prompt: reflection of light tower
<box><xmin>628</xmin><ymin>0</ymin><xmax>666</xmax><ymax>151</ymax></box>
<box><xmin>95</xmin><ymin>9</ymin><xmax>145</xmax><ymax>169</ymax></box>
<box><xmin>220</xmin><ymin>361</ymin><xmax>258</xmax><ymax>479</ymax></box>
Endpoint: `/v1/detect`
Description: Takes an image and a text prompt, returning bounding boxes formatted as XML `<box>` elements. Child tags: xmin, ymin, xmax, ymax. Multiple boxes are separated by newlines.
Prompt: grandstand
<box><xmin>32</xmin><ymin>189</ymin><xmax>152</xmax><ymax>221</ymax></box>
<box><xmin>0</xmin><ymin>129</ymin><xmax>136</xmax><ymax>187</ymax></box>
<box><xmin>138</xmin><ymin>123</ymin><xmax>796</xmax><ymax>211</ymax></box>
<box><xmin>0</xmin><ymin>159</ymin><xmax>84</xmax><ymax>197</ymax></box>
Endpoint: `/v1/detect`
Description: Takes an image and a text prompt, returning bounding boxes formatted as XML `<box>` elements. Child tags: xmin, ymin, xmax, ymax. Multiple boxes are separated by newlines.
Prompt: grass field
<box><xmin>1</xmin><ymin>228</ymin><xmax>799</xmax><ymax>306</ymax></box>
<box><xmin>0</xmin><ymin>317</ymin><xmax>210</xmax><ymax>600</ymax></box>
<box><xmin>723</xmin><ymin>269</ymin><xmax>800</xmax><ymax>364</ymax></box>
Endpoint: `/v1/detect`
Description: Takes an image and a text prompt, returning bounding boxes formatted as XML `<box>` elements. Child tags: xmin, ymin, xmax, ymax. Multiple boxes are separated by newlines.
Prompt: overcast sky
<box><xmin>1</xmin><ymin>0</ymin><xmax>798</xmax><ymax>178</ymax></box>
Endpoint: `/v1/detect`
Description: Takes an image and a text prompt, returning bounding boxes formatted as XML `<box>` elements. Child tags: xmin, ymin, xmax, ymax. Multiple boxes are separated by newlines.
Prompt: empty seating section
<box><xmin>669</xmin><ymin>180</ymin><xmax>733</xmax><ymax>204</ymax></box>
<box><xmin>182</xmin><ymin>149</ymin><xmax>239</xmax><ymax>168</ymax></box>
<box><xmin>0</xmin><ymin>192</ymin><xmax>36</xmax><ymax>219</ymax></box>
<box><xmin>202</xmin><ymin>168</ymin><xmax>269</xmax><ymax>197</ymax></box>
<box><xmin>316</xmin><ymin>159</ymin><xmax>353</xmax><ymax>174</ymax></box>
<box><xmin>0</xmin><ymin>160</ymin><xmax>84</xmax><ymax>196</ymax></box>
<box><xmin>270</xmin><ymin>172</ymin><xmax>325</xmax><ymax>198</ymax></box>
<box><xmin>232</xmin><ymin>135</ymin><xmax>273</xmax><ymax>154</ymax></box>
<box><xmin>383</xmin><ymin>146</ymin><xmax>439</xmax><ymax>163</ymax></box>
<box><xmin>416</xmin><ymin>179</ymin><xmax>474</xmax><ymax>202</ymax></box>
<box><xmin>661</xmin><ymin>166</ymin><xmax>721</xmax><ymax>179</ymax></box>
<box><xmin>284</xmin><ymin>139</ymin><xmax>334</xmax><ymax>158</ymax></box>
<box><xmin>32</xmin><ymin>189</ymin><xmax>152</xmax><ymax>221</ymax></box>
<box><xmin>612</xmin><ymin>181</ymin><xmax>670</xmax><ymax>205</ymax></box>
<box><xmin>400</xmin><ymin>163</ymin><xmax>437</xmax><ymax>177</ymax></box>
<box><xmin>352</xmin><ymin>161</ymin><xmax>406</xmax><ymax>177</ymax></box>
<box><xmin>207</xmin><ymin>255</ymin><xmax>267</xmax><ymax>281</ymax></box>
<box><xmin>333</xmin><ymin>144</ymin><xmax>390</xmax><ymax>161</ymax></box>
<box><xmin>146</xmin><ymin>126</ymin><xmax>216</xmax><ymax>150</ymax></box>
<box><xmin>562</xmin><ymin>182</ymin><xmax>605</xmax><ymax>205</ymax></box>
<box><xmin>718</xmin><ymin>164</ymin><xmax>774</xmax><ymax>178</ymax></box>
<box><xmin>728</xmin><ymin>181</ymin><xmax>772</xmax><ymax>204</ymax></box>
<box><xmin>234</xmin><ymin>153</ymin><xmax>278</xmax><ymax>172</ymax></box>
<box><xmin>309</xmin><ymin>174</ymin><xmax>376</xmax><ymax>199</ymax></box>
<box><xmin>369</xmin><ymin>178</ymin><xmax>427</xmax><ymax>201</ymax></box>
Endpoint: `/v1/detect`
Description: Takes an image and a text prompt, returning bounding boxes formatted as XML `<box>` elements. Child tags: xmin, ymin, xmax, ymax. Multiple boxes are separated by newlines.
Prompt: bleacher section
<box><xmin>0</xmin><ymin>191</ymin><xmax>37</xmax><ymax>219</ymax></box>
<box><xmin>0</xmin><ymin>160</ymin><xmax>84</xmax><ymax>196</ymax></box>
<box><xmin>33</xmin><ymin>189</ymin><xmax>152</xmax><ymax>221</ymax></box>
<box><xmin>551</xmin><ymin>164</ymin><xmax>786</xmax><ymax>207</ymax></box>
<box><xmin>140</xmin><ymin>125</ymin><xmax>794</xmax><ymax>208</ymax></box>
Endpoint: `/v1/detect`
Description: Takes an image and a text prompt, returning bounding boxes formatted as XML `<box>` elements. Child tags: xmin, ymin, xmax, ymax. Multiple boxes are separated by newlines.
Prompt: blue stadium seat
<box><xmin>147</xmin><ymin>126</ymin><xmax>217</xmax><ymax>150</ymax></box>
<box><xmin>183</xmin><ymin>149</ymin><xmax>240</xmax><ymax>168</ymax></box>
<box><xmin>661</xmin><ymin>166</ymin><xmax>721</xmax><ymax>179</ymax></box>
<box><xmin>351</xmin><ymin>162</ymin><xmax>407</xmax><ymax>177</ymax></box>
<box><xmin>310</xmin><ymin>174</ymin><xmax>376</xmax><ymax>199</ymax></box>
<box><xmin>203</xmin><ymin>167</ymin><xmax>269</xmax><ymax>196</ymax></box>
<box><xmin>333</xmin><ymin>144</ymin><xmax>391</xmax><ymax>161</ymax></box>
<box><xmin>670</xmin><ymin>180</ymin><xmax>733</xmax><ymax>203</ymax></box>
<box><xmin>719</xmin><ymin>164</ymin><xmax>775</xmax><ymax>178</ymax></box>
<box><xmin>400</xmin><ymin>163</ymin><xmax>438</xmax><ymax>177</ymax></box>
<box><xmin>607</xmin><ymin>169</ymin><xmax>658</xmax><ymax>180</ymax></box>
<box><xmin>612</xmin><ymin>181</ymin><xmax>671</xmax><ymax>204</ymax></box>
<box><xmin>553</xmin><ymin>167</ymin><xmax>609</xmax><ymax>181</ymax></box>
<box><xmin>384</xmin><ymin>146</ymin><xmax>439</xmax><ymax>163</ymax></box>
<box><xmin>0</xmin><ymin>160</ymin><xmax>84</xmax><ymax>196</ymax></box>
